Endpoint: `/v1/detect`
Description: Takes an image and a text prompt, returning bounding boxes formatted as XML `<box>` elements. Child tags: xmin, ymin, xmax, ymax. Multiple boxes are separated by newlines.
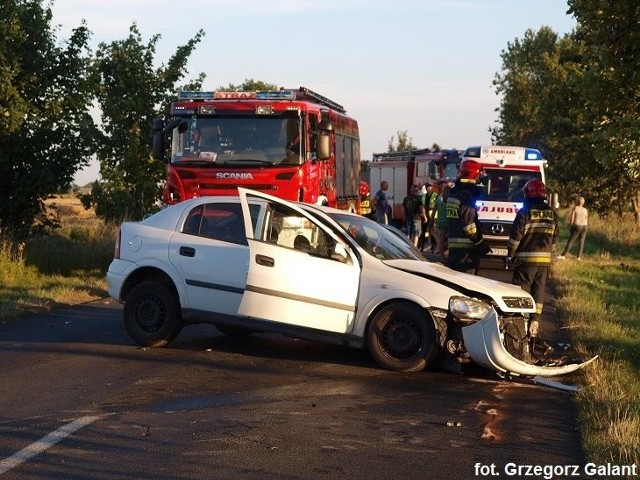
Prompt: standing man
<box><xmin>446</xmin><ymin>160</ymin><xmax>491</xmax><ymax>274</ymax></box>
<box><xmin>424</xmin><ymin>181</ymin><xmax>441</xmax><ymax>253</ymax></box>
<box><xmin>402</xmin><ymin>184</ymin><xmax>427</xmax><ymax>246</ymax></box>
<box><xmin>373</xmin><ymin>181</ymin><xmax>391</xmax><ymax>224</ymax></box>
<box><xmin>557</xmin><ymin>195</ymin><xmax>588</xmax><ymax>260</ymax></box>
<box><xmin>435</xmin><ymin>180</ymin><xmax>451</xmax><ymax>259</ymax></box>
<box><xmin>506</xmin><ymin>178</ymin><xmax>558</xmax><ymax>340</ymax></box>
<box><xmin>418</xmin><ymin>182</ymin><xmax>439</xmax><ymax>251</ymax></box>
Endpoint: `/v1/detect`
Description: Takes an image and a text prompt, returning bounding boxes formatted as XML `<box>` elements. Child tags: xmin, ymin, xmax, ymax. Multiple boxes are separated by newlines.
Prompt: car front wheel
<box><xmin>367</xmin><ymin>302</ymin><xmax>438</xmax><ymax>372</ymax></box>
<box><xmin>123</xmin><ymin>281</ymin><xmax>182</xmax><ymax>347</ymax></box>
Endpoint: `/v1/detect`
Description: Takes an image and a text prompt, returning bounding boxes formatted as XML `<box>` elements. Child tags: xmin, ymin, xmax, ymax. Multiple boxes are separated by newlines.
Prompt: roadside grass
<box><xmin>551</xmin><ymin>210</ymin><xmax>640</xmax><ymax>467</ymax></box>
<box><xmin>0</xmin><ymin>195</ymin><xmax>115</xmax><ymax>320</ymax></box>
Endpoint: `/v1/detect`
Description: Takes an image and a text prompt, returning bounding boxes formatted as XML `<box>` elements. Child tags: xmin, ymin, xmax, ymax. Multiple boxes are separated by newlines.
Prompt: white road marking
<box><xmin>0</xmin><ymin>415</ymin><xmax>102</xmax><ymax>475</ymax></box>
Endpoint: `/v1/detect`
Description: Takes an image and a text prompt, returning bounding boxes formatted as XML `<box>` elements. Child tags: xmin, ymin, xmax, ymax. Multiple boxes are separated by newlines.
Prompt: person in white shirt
<box><xmin>557</xmin><ymin>195</ymin><xmax>589</xmax><ymax>260</ymax></box>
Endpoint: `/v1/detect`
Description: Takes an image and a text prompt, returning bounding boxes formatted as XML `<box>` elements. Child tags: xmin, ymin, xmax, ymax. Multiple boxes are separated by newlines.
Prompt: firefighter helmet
<box><xmin>457</xmin><ymin>160</ymin><xmax>484</xmax><ymax>183</ymax></box>
<box><xmin>522</xmin><ymin>178</ymin><xmax>546</xmax><ymax>198</ymax></box>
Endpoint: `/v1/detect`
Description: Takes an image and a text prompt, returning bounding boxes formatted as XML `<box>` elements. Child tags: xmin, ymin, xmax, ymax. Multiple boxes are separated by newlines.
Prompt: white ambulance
<box><xmin>460</xmin><ymin>145</ymin><xmax>547</xmax><ymax>257</ymax></box>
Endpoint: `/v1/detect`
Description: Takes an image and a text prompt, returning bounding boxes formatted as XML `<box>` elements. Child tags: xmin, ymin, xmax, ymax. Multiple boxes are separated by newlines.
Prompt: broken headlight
<box><xmin>448</xmin><ymin>296</ymin><xmax>492</xmax><ymax>324</ymax></box>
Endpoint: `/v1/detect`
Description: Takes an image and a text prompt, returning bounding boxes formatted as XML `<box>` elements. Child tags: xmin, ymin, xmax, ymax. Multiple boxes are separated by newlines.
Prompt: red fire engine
<box><xmin>368</xmin><ymin>148</ymin><xmax>461</xmax><ymax>223</ymax></box>
<box><xmin>152</xmin><ymin>87</ymin><xmax>363</xmax><ymax>212</ymax></box>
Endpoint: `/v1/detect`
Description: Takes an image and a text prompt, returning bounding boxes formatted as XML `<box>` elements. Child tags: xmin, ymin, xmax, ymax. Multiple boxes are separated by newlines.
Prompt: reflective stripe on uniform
<box><xmin>448</xmin><ymin>236</ymin><xmax>475</xmax><ymax>249</ymax></box>
<box><xmin>514</xmin><ymin>250</ymin><xmax>552</xmax><ymax>264</ymax></box>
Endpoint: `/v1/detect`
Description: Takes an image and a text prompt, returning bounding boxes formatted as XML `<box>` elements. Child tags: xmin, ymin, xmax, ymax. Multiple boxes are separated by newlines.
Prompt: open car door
<box><xmin>236</xmin><ymin>188</ymin><xmax>360</xmax><ymax>334</ymax></box>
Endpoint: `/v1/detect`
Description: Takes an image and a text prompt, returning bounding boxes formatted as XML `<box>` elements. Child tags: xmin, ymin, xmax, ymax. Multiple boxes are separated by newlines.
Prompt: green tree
<box><xmin>218</xmin><ymin>79</ymin><xmax>279</xmax><ymax>91</ymax></box>
<box><xmin>387</xmin><ymin>130</ymin><xmax>416</xmax><ymax>152</ymax></box>
<box><xmin>493</xmin><ymin>29</ymin><xmax>573</xmax><ymax>182</ymax></box>
<box><xmin>568</xmin><ymin>0</ymin><xmax>640</xmax><ymax>224</ymax></box>
<box><xmin>491</xmin><ymin>27</ymin><xmax>605</xmax><ymax>207</ymax></box>
<box><xmin>81</xmin><ymin>24</ymin><xmax>205</xmax><ymax>221</ymax></box>
<box><xmin>493</xmin><ymin>9</ymin><xmax>640</xmax><ymax>224</ymax></box>
<box><xmin>0</xmin><ymin>0</ymin><xmax>95</xmax><ymax>240</ymax></box>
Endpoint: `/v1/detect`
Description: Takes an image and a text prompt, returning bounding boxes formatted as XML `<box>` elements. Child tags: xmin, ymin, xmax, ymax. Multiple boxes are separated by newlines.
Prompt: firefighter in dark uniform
<box><xmin>506</xmin><ymin>178</ymin><xmax>558</xmax><ymax>340</ymax></box>
<box><xmin>446</xmin><ymin>160</ymin><xmax>492</xmax><ymax>275</ymax></box>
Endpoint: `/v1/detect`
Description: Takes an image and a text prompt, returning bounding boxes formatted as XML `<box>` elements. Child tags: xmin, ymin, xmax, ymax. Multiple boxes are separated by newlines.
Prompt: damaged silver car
<box><xmin>107</xmin><ymin>188</ymin><xmax>596</xmax><ymax>377</ymax></box>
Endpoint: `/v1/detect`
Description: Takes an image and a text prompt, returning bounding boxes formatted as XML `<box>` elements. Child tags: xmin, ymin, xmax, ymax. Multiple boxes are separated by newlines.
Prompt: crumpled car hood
<box><xmin>383</xmin><ymin>259</ymin><xmax>536</xmax><ymax>313</ymax></box>
<box><xmin>462</xmin><ymin>308</ymin><xmax>598</xmax><ymax>377</ymax></box>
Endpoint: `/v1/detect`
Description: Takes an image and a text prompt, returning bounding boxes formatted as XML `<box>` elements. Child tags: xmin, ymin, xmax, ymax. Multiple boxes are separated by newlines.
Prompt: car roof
<box><xmin>168</xmin><ymin>195</ymin><xmax>359</xmax><ymax>219</ymax></box>
<box><xmin>297</xmin><ymin>202</ymin><xmax>360</xmax><ymax>218</ymax></box>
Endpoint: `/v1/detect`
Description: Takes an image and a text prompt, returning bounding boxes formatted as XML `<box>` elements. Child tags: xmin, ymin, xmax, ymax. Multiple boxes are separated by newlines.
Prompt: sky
<box><xmin>49</xmin><ymin>0</ymin><xmax>577</xmax><ymax>185</ymax></box>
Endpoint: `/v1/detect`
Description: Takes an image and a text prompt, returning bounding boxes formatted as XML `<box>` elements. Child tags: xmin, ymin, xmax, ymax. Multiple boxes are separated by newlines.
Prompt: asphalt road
<box><xmin>0</xmin><ymin>260</ymin><xmax>591</xmax><ymax>480</ymax></box>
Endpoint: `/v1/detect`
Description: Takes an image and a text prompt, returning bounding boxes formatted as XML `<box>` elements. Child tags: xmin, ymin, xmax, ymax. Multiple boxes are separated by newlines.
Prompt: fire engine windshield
<box><xmin>476</xmin><ymin>169</ymin><xmax>542</xmax><ymax>202</ymax></box>
<box><xmin>170</xmin><ymin>115</ymin><xmax>303</xmax><ymax>166</ymax></box>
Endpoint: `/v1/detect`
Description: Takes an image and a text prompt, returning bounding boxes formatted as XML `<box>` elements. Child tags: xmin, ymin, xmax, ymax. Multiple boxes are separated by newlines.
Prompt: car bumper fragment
<box><xmin>462</xmin><ymin>309</ymin><xmax>598</xmax><ymax>377</ymax></box>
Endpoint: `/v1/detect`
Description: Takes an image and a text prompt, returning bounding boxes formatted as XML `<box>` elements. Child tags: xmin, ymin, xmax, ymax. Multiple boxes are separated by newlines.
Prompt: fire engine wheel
<box><xmin>123</xmin><ymin>281</ymin><xmax>182</xmax><ymax>348</ymax></box>
<box><xmin>367</xmin><ymin>302</ymin><xmax>438</xmax><ymax>372</ymax></box>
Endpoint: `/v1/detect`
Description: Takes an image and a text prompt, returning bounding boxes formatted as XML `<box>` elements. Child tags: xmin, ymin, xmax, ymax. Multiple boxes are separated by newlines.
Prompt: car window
<box><xmin>182</xmin><ymin>203</ymin><xmax>248</xmax><ymax>245</ymax></box>
<box><xmin>257</xmin><ymin>202</ymin><xmax>347</xmax><ymax>262</ymax></box>
<box><xmin>327</xmin><ymin>212</ymin><xmax>426</xmax><ymax>261</ymax></box>
<box><xmin>183</xmin><ymin>206</ymin><xmax>204</xmax><ymax>235</ymax></box>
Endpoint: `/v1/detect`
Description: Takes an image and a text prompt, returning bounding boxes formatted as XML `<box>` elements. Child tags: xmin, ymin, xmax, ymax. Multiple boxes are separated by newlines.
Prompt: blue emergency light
<box><xmin>178</xmin><ymin>91</ymin><xmax>215</xmax><ymax>100</ymax></box>
<box><xmin>256</xmin><ymin>90</ymin><xmax>295</xmax><ymax>100</ymax></box>
<box><xmin>524</xmin><ymin>148</ymin><xmax>544</xmax><ymax>160</ymax></box>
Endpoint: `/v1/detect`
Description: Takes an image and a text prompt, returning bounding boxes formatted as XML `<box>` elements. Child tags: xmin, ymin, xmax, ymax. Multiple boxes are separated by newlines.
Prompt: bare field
<box><xmin>46</xmin><ymin>194</ymin><xmax>96</xmax><ymax>221</ymax></box>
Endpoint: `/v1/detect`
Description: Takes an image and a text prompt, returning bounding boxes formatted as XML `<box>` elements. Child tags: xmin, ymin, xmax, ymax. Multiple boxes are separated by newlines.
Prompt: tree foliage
<box><xmin>493</xmin><ymin>4</ymin><xmax>640</xmax><ymax>225</ymax></box>
<box><xmin>80</xmin><ymin>24</ymin><xmax>205</xmax><ymax>221</ymax></box>
<box><xmin>0</xmin><ymin>0</ymin><xmax>95</xmax><ymax>240</ymax></box>
<box><xmin>387</xmin><ymin>130</ymin><xmax>416</xmax><ymax>152</ymax></box>
<box><xmin>568</xmin><ymin>0</ymin><xmax>640</xmax><ymax>220</ymax></box>
<box><xmin>218</xmin><ymin>79</ymin><xmax>279</xmax><ymax>91</ymax></box>
<box><xmin>492</xmin><ymin>27</ymin><xmax>595</xmax><ymax>202</ymax></box>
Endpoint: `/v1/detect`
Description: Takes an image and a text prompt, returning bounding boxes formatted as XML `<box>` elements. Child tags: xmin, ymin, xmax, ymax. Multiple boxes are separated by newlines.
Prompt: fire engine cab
<box><xmin>152</xmin><ymin>87</ymin><xmax>363</xmax><ymax>212</ymax></box>
<box><xmin>460</xmin><ymin>145</ymin><xmax>548</xmax><ymax>257</ymax></box>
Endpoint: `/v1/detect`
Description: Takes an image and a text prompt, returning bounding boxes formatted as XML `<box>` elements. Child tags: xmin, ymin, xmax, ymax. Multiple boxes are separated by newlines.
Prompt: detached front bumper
<box><xmin>462</xmin><ymin>308</ymin><xmax>598</xmax><ymax>377</ymax></box>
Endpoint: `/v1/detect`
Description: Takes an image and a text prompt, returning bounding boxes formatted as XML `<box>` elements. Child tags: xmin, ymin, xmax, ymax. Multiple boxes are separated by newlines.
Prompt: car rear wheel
<box><xmin>123</xmin><ymin>281</ymin><xmax>182</xmax><ymax>347</ymax></box>
<box><xmin>367</xmin><ymin>302</ymin><xmax>438</xmax><ymax>372</ymax></box>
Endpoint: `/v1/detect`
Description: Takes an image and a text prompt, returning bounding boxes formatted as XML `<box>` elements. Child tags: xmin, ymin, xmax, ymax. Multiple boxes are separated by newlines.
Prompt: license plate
<box><xmin>489</xmin><ymin>248</ymin><xmax>508</xmax><ymax>256</ymax></box>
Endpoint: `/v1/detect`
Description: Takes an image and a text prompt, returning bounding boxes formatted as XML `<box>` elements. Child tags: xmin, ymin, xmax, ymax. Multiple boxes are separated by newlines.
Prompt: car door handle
<box><xmin>180</xmin><ymin>246</ymin><xmax>196</xmax><ymax>257</ymax></box>
<box><xmin>255</xmin><ymin>254</ymin><xmax>274</xmax><ymax>267</ymax></box>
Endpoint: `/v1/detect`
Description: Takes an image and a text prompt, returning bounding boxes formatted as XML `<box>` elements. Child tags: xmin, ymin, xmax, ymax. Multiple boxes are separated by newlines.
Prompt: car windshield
<box><xmin>327</xmin><ymin>212</ymin><xmax>427</xmax><ymax>261</ymax></box>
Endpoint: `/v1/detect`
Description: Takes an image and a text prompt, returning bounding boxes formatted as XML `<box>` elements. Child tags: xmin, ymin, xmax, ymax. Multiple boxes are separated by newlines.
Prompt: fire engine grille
<box><xmin>199</xmin><ymin>184</ymin><xmax>278</xmax><ymax>191</ymax></box>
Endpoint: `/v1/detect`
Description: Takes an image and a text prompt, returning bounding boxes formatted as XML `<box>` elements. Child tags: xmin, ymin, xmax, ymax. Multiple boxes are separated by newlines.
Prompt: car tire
<box><xmin>123</xmin><ymin>281</ymin><xmax>182</xmax><ymax>347</ymax></box>
<box><xmin>367</xmin><ymin>302</ymin><xmax>438</xmax><ymax>372</ymax></box>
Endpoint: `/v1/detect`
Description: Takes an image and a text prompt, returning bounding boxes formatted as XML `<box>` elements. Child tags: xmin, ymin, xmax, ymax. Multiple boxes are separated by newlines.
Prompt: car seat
<box><xmin>293</xmin><ymin>234</ymin><xmax>311</xmax><ymax>252</ymax></box>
